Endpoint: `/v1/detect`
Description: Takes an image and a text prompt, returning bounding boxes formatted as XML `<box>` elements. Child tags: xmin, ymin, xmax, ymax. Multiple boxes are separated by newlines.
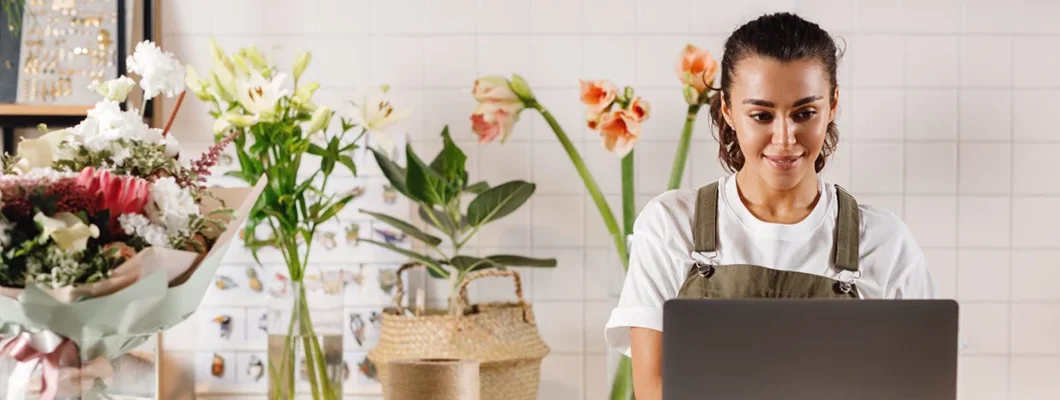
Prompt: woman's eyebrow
<box><xmin>742</xmin><ymin>95</ymin><xmax>824</xmax><ymax>108</ymax></box>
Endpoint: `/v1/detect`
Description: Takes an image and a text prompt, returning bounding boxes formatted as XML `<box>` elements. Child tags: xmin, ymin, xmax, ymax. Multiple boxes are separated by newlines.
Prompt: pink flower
<box><xmin>628</xmin><ymin>97</ymin><xmax>650</xmax><ymax>122</ymax></box>
<box><xmin>471</xmin><ymin>102</ymin><xmax>523</xmax><ymax>144</ymax></box>
<box><xmin>675</xmin><ymin>44</ymin><xmax>718</xmax><ymax>93</ymax></box>
<box><xmin>579</xmin><ymin>79</ymin><xmax>618</xmax><ymax>113</ymax></box>
<box><xmin>76</xmin><ymin>167</ymin><xmax>151</xmax><ymax>221</ymax></box>
<box><xmin>598</xmin><ymin>109</ymin><xmax>641</xmax><ymax>158</ymax></box>
<box><xmin>586</xmin><ymin>109</ymin><xmax>603</xmax><ymax>131</ymax></box>
<box><xmin>472</xmin><ymin>76</ymin><xmax>521</xmax><ymax>103</ymax></box>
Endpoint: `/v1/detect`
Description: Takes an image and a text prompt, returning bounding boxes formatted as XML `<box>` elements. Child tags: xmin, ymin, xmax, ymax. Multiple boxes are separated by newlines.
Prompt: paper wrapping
<box><xmin>0</xmin><ymin>178</ymin><xmax>265</xmax><ymax>362</ymax></box>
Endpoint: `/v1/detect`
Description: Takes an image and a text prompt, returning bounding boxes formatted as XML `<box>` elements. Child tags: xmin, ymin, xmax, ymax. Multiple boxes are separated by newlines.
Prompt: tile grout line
<box><xmin>1007</xmin><ymin>31</ymin><xmax>1015</xmax><ymax>399</ymax></box>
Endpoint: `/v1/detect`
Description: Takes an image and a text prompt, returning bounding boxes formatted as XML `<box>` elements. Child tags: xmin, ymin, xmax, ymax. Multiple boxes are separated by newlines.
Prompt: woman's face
<box><xmin>721</xmin><ymin>56</ymin><xmax>838</xmax><ymax>191</ymax></box>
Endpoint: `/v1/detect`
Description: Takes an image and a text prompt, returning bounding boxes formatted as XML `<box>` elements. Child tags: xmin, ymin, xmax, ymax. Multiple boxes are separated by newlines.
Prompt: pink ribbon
<box><xmin>0</xmin><ymin>332</ymin><xmax>79</xmax><ymax>400</ymax></box>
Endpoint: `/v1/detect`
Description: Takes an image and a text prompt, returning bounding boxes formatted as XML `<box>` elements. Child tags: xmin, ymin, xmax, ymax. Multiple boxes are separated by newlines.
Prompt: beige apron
<box><xmin>676</xmin><ymin>182</ymin><xmax>862</xmax><ymax>299</ymax></box>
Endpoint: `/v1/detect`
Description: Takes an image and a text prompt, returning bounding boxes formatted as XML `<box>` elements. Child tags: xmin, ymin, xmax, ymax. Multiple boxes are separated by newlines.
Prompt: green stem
<box><xmin>667</xmin><ymin>104</ymin><xmax>702</xmax><ymax>190</ymax></box>
<box><xmin>609</xmin><ymin>356</ymin><xmax>635</xmax><ymax>400</ymax></box>
<box><xmin>530</xmin><ymin>101</ymin><xmax>628</xmax><ymax>269</ymax></box>
<box><xmin>621</xmin><ymin>151</ymin><xmax>635</xmax><ymax>242</ymax></box>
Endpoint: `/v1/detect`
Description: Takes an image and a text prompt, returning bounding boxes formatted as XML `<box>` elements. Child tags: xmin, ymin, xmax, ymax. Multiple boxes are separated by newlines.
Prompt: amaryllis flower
<box><xmin>629</xmin><ymin>97</ymin><xmax>650</xmax><ymax>122</ymax></box>
<box><xmin>598</xmin><ymin>109</ymin><xmax>642</xmax><ymax>158</ymax></box>
<box><xmin>471</xmin><ymin>102</ymin><xmax>523</xmax><ymax>144</ymax></box>
<box><xmin>579</xmin><ymin>79</ymin><xmax>618</xmax><ymax>113</ymax></box>
<box><xmin>76</xmin><ymin>167</ymin><xmax>151</xmax><ymax>224</ymax></box>
<box><xmin>675</xmin><ymin>43</ymin><xmax>718</xmax><ymax>93</ymax></box>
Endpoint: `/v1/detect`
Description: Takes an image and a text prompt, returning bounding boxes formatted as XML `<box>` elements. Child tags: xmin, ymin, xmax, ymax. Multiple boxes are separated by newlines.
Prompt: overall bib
<box><xmin>676</xmin><ymin>182</ymin><xmax>862</xmax><ymax>300</ymax></box>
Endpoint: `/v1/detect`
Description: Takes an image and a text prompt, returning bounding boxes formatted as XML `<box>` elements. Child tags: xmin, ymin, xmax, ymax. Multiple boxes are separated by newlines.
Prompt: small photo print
<box><xmin>343</xmin><ymin>307</ymin><xmax>384</xmax><ymax>351</ymax></box>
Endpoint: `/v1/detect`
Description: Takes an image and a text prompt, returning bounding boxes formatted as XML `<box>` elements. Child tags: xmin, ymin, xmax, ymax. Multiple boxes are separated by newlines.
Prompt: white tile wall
<box><xmin>157</xmin><ymin>0</ymin><xmax>1059</xmax><ymax>398</ymax></box>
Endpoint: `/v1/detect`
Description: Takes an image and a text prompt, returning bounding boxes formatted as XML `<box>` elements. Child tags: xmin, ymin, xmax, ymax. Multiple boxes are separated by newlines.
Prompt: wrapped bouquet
<box><xmin>0</xmin><ymin>40</ymin><xmax>263</xmax><ymax>399</ymax></box>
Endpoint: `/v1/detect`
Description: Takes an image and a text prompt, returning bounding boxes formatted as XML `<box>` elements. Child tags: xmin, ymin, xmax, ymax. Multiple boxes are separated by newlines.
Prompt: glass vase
<box><xmin>266</xmin><ymin>281</ymin><xmax>344</xmax><ymax>400</ymax></box>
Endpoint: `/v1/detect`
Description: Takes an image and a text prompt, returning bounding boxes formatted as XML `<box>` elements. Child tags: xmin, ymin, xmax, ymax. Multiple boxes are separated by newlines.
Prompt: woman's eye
<box><xmin>750</xmin><ymin>113</ymin><xmax>773</xmax><ymax>122</ymax></box>
<box><xmin>795</xmin><ymin>110</ymin><xmax>817</xmax><ymax>121</ymax></box>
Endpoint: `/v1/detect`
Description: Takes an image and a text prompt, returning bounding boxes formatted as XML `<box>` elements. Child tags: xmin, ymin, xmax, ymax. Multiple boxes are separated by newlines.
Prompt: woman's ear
<box><xmin>721</xmin><ymin>94</ymin><xmax>733</xmax><ymax>127</ymax></box>
<box><xmin>830</xmin><ymin>86</ymin><xmax>840</xmax><ymax>123</ymax></box>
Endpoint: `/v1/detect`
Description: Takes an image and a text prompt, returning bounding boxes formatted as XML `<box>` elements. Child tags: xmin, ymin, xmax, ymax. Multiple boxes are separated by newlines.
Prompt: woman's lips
<box><xmin>763</xmin><ymin>154</ymin><xmax>802</xmax><ymax>171</ymax></box>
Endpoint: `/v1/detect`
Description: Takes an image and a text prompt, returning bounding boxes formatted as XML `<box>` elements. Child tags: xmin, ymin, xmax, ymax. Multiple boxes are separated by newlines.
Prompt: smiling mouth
<box><xmin>763</xmin><ymin>154</ymin><xmax>802</xmax><ymax>170</ymax></box>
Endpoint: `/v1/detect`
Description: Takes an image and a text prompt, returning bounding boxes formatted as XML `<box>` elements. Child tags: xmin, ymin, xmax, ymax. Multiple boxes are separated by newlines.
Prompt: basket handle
<box><xmin>450</xmin><ymin>269</ymin><xmax>536</xmax><ymax>325</ymax></box>
<box><xmin>391</xmin><ymin>262</ymin><xmax>424</xmax><ymax>314</ymax></box>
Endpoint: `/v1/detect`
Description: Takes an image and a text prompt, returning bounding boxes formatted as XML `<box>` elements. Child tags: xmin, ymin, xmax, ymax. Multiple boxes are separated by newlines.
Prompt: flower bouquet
<box><xmin>473</xmin><ymin>43</ymin><xmax>719</xmax><ymax>400</ymax></box>
<box><xmin>0</xmin><ymin>40</ymin><xmax>264</xmax><ymax>399</ymax></box>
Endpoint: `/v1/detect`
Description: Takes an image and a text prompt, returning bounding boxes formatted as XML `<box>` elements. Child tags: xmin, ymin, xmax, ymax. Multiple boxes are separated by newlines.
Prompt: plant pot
<box><xmin>266</xmin><ymin>281</ymin><xmax>344</xmax><ymax>399</ymax></box>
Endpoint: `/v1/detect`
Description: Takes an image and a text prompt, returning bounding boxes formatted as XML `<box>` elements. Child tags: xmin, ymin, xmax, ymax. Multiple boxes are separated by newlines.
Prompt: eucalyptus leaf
<box><xmin>359</xmin><ymin>209</ymin><xmax>443</xmax><ymax>246</ymax></box>
<box><xmin>485</xmin><ymin>254</ymin><xmax>557</xmax><ymax>267</ymax></box>
<box><xmin>467</xmin><ymin>180</ymin><xmax>536</xmax><ymax>226</ymax></box>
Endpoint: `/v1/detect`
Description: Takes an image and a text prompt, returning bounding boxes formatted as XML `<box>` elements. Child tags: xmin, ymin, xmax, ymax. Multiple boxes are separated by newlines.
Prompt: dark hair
<box><xmin>708</xmin><ymin>12</ymin><xmax>844</xmax><ymax>173</ymax></box>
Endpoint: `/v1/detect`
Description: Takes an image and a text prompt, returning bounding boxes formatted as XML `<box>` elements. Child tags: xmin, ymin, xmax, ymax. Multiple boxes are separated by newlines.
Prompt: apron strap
<box><xmin>693</xmin><ymin>182</ymin><xmax>720</xmax><ymax>253</ymax></box>
<box><xmin>833</xmin><ymin>184</ymin><xmax>861</xmax><ymax>272</ymax></box>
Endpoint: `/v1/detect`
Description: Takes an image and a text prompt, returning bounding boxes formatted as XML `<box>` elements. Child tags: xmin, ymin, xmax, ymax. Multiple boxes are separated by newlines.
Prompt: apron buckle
<box><xmin>694</xmin><ymin>260</ymin><xmax>715</xmax><ymax>278</ymax></box>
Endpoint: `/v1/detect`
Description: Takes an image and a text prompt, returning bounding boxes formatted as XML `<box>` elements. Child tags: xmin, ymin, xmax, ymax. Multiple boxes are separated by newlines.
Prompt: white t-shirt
<box><xmin>604</xmin><ymin>174</ymin><xmax>942</xmax><ymax>357</ymax></box>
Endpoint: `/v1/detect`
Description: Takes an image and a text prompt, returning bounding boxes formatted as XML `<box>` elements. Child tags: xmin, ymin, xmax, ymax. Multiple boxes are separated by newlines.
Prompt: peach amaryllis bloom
<box><xmin>597</xmin><ymin>108</ymin><xmax>641</xmax><ymax>158</ymax></box>
<box><xmin>675</xmin><ymin>44</ymin><xmax>718</xmax><ymax>93</ymax></box>
<box><xmin>628</xmin><ymin>97</ymin><xmax>650</xmax><ymax>122</ymax></box>
<box><xmin>579</xmin><ymin>79</ymin><xmax>619</xmax><ymax>113</ymax></box>
<box><xmin>471</xmin><ymin>101</ymin><xmax>524</xmax><ymax>144</ymax></box>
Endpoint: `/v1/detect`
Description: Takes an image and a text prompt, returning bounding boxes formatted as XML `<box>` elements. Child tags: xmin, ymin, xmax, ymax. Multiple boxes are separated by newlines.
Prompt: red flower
<box><xmin>76</xmin><ymin>167</ymin><xmax>151</xmax><ymax>219</ymax></box>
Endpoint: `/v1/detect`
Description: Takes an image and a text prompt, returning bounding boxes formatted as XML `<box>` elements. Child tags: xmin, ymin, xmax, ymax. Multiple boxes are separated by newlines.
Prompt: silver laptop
<box><xmin>662</xmin><ymin>299</ymin><xmax>959</xmax><ymax>400</ymax></box>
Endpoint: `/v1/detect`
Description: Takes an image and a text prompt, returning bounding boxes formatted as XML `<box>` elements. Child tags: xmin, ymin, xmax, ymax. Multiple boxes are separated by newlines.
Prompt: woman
<box><xmin>604</xmin><ymin>12</ymin><xmax>941</xmax><ymax>400</ymax></box>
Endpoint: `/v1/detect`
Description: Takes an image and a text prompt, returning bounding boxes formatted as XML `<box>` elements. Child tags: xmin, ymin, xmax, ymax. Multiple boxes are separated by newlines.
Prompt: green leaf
<box><xmin>405</xmin><ymin>143</ymin><xmax>450</xmax><ymax>206</ymax></box>
<box><xmin>418</xmin><ymin>205</ymin><xmax>466</xmax><ymax>235</ymax></box>
<box><xmin>428</xmin><ymin>126</ymin><xmax>468</xmax><ymax>189</ymax></box>
<box><xmin>450</xmin><ymin>255</ymin><xmax>500</xmax><ymax>273</ymax></box>
<box><xmin>370</xmin><ymin>147</ymin><xmax>411</xmax><ymax>198</ymax></box>
<box><xmin>338</xmin><ymin>155</ymin><xmax>357</xmax><ymax>176</ymax></box>
<box><xmin>485</xmin><ymin>254</ymin><xmax>557</xmax><ymax>268</ymax></box>
<box><xmin>307</xmin><ymin>143</ymin><xmax>328</xmax><ymax>157</ymax></box>
<box><xmin>359</xmin><ymin>209</ymin><xmax>443</xmax><ymax>246</ymax></box>
<box><xmin>466</xmin><ymin>180</ymin><xmax>536</xmax><ymax>226</ymax></box>
<box><xmin>358</xmin><ymin>238</ymin><xmax>447</xmax><ymax>278</ymax></box>
<box><xmin>464</xmin><ymin>181</ymin><xmax>490</xmax><ymax>194</ymax></box>
<box><xmin>223</xmin><ymin>170</ymin><xmax>247</xmax><ymax>180</ymax></box>
<box><xmin>315</xmin><ymin>194</ymin><xmax>356</xmax><ymax>224</ymax></box>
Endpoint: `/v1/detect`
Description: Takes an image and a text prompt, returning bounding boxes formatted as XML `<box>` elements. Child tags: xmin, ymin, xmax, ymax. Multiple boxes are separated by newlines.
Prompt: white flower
<box><xmin>145</xmin><ymin>177</ymin><xmax>200</xmax><ymax>238</ymax></box>
<box><xmin>164</xmin><ymin>135</ymin><xmax>180</xmax><ymax>158</ymax></box>
<box><xmin>14</xmin><ymin>128</ymin><xmax>72</xmax><ymax>173</ymax></box>
<box><xmin>119</xmin><ymin>213</ymin><xmax>169</xmax><ymax>248</ymax></box>
<box><xmin>72</xmin><ymin>100</ymin><xmax>162</xmax><ymax>155</ymax></box>
<box><xmin>0</xmin><ymin>219</ymin><xmax>13</xmax><ymax>248</ymax></box>
<box><xmin>126</xmin><ymin>40</ymin><xmax>186</xmax><ymax>100</ymax></box>
<box><xmin>34</xmin><ymin>212</ymin><xmax>101</xmax><ymax>253</ymax></box>
<box><xmin>235</xmin><ymin>70</ymin><xmax>288</xmax><ymax>121</ymax></box>
<box><xmin>349</xmin><ymin>86</ymin><xmax>411</xmax><ymax>154</ymax></box>
<box><xmin>88</xmin><ymin>76</ymin><xmax>136</xmax><ymax>102</ymax></box>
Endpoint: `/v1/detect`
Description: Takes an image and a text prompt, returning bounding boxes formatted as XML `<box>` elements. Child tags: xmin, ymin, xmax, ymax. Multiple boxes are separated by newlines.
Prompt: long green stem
<box><xmin>621</xmin><ymin>151</ymin><xmax>635</xmax><ymax>245</ymax></box>
<box><xmin>531</xmin><ymin>101</ymin><xmax>628</xmax><ymax>268</ymax></box>
<box><xmin>610</xmin><ymin>356</ymin><xmax>635</xmax><ymax>400</ymax></box>
<box><xmin>667</xmin><ymin>104</ymin><xmax>702</xmax><ymax>190</ymax></box>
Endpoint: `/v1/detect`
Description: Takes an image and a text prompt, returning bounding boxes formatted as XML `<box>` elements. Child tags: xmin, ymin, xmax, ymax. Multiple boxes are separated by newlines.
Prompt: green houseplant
<box><xmin>360</xmin><ymin>127</ymin><xmax>557</xmax><ymax>298</ymax></box>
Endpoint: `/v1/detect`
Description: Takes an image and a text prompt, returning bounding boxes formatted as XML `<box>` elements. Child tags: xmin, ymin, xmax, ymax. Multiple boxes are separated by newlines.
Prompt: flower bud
<box><xmin>209</xmin><ymin>37</ymin><xmax>227</xmax><ymax>66</ymax></box>
<box><xmin>211</xmin><ymin>68</ymin><xmax>237</xmax><ymax>103</ymax></box>
<box><xmin>213</xmin><ymin>118</ymin><xmax>233</xmax><ymax>135</ymax></box>
<box><xmin>184</xmin><ymin>65</ymin><xmax>214</xmax><ymax>102</ymax></box>
<box><xmin>293</xmin><ymin>50</ymin><xmax>311</xmax><ymax>82</ymax></box>
<box><xmin>305</xmin><ymin>107</ymin><xmax>333</xmax><ymax>136</ymax></box>
<box><xmin>88</xmin><ymin>76</ymin><xmax>136</xmax><ymax>102</ymax></box>
<box><xmin>509</xmin><ymin>74</ymin><xmax>535</xmax><ymax>102</ymax></box>
<box><xmin>231</xmin><ymin>52</ymin><xmax>251</xmax><ymax>77</ymax></box>
<box><xmin>224</xmin><ymin>112</ymin><xmax>259</xmax><ymax>128</ymax></box>
<box><xmin>683</xmin><ymin>85</ymin><xmax>700</xmax><ymax>105</ymax></box>
<box><xmin>242</xmin><ymin>46</ymin><xmax>269</xmax><ymax>73</ymax></box>
<box><xmin>293</xmin><ymin>81</ymin><xmax>320</xmax><ymax>106</ymax></box>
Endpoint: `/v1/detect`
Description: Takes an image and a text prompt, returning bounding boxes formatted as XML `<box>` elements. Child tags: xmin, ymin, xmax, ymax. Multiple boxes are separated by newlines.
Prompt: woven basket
<box><xmin>367</xmin><ymin>264</ymin><xmax>550</xmax><ymax>400</ymax></box>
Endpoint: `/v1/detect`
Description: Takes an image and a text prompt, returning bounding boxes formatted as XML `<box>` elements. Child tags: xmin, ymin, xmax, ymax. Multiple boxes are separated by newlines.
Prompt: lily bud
<box><xmin>224</xmin><ymin>112</ymin><xmax>259</xmax><ymax>128</ymax></box>
<box><xmin>293</xmin><ymin>81</ymin><xmax>320</xmax><ymax>106</ymax></box>
<box><xmin>211</xmin><ymin>68</ymin><xmax>237</xmax><ymax>103</ymax></box>
<box><xmin>305</xmin><ymin>107</ymin><xmax>333</xmax><ymax>136</ymax></box>
<box><xmin>213</xmin><ymin>118</ymin><xmax>233</xmax><ymax>135</ymax></box>
<box><xmin>231</xmin><ymin>52</ymin><xmax>251</xmax><ymax>77</ymax></box>
<box><xmin>683</xmin><ymin>85</ymin><xmax>700</xmax><ymax>105</ymax></box>
<box><xmin>185</xmin><ymin>65</ymin><xmax>214</xmax><ymax>102</ymax></box>
<box><xmin>293</xmin><ymin>50</ymin><xmax>311</xmax><ymax>81</ymax></box>
<box><xmin>242</xmin><ymin>46</ymin><xmax>269</xmax><ymax>73</ymax></box>
<box><xmin>209</xmin><ymin>37</ymin><xmax>227</xmax><ymax>66</ymax></box>
<box><xmin>509</xmin><ymin>74</ymin><xmax>535</xmax><ymax>102</ymax></box>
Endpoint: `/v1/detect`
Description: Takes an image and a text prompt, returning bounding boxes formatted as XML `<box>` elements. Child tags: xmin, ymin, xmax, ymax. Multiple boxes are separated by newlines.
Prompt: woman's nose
<box><xmin>771</xmin><ymin>119</ymin><xmax>796</xmax><ymax>147</ymax></box>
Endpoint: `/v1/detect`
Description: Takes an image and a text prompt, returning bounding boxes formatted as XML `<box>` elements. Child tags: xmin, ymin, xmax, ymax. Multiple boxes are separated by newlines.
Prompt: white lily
<box><xmin>88</xmin><ymin>76</ymin><xmax>136</xmax><ymax>102</ymax></box>
<box><xmin>236</xmin><ymin>70</ymin><xmax>288</xmax><ymax>122</ymax></box>
<box><xmin>350</xmin><ymin>86</ymin><xmax>411</xmax><ymax>154</ymax></box>
<box><xmin>15</xmin><ymin>128</ymin><xmax>72</xmax><ymax>173</ymax></box>
<box><xmin>34</xmin><ymin>212</ymin><xmax>100</xmax><ymax>253</ymax></box>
